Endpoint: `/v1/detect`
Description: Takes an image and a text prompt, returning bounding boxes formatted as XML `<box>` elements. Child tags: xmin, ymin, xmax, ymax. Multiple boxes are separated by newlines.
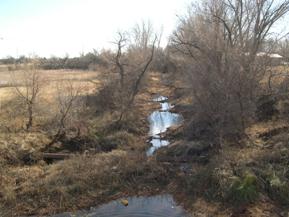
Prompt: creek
<box><xmin>51</xmin><ymin>96</ymin><xmax>186</xmax><ymax>217</ymax></box>
<box><xmin>51</xmin><ymin>195</ymin><xmax>188</xmax><ymax>217</ymax></box>
<box><xmin>147</xmin><ymin>95</ymin><xmax>183</xmax><ymax>155</ymax></box>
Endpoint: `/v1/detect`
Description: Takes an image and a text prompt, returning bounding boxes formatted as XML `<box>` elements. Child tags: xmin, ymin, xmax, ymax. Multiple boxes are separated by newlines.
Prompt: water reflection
<box><xmin>147</xmin><ymin>96</ymin><xmax>183</xmax><ymax>155</ymax></box>
<box><xmin>160</xmin><ymin>102</ymin><xmax>174</xmax><ymax>111</ymax></box>
<box><xmin>52</xmin><ymin>195</ymin><xmax>188</xmax><ymax>217</ymax></box>
<box><xmin>149</xmin><ymin>111</ymin><xmax>182</xmax><ymax>136</ymax></box>
<box><xmin>146</xmin><ymin>139</ymin><xmax>169</xmax><ymax>155</ymax></box>
<box><xmin>153</xmin><ymin>95</ymin><xmax>168</xmax><ymax>102</ymax></box>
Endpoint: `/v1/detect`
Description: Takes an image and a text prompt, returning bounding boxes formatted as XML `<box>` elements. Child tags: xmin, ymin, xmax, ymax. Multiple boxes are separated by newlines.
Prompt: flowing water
<box><xmin>147</xmin><ymin>95</ymin><xmax>183</xmax><ymax>155</ymax></box>
<box><xmin>51</xmin><ymin>96</ymin><xmax>186</xmax><ymax>217</ymax></box>
<box><xmin>51</xmin><ymin>195</ymin><xmax>188</xmax><ymax>217</ymax></box>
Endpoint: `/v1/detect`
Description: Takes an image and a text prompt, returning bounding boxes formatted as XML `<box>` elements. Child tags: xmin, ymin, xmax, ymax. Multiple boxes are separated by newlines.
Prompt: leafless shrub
<box><xmin>10</xmin><ymin>62</ymin><xmax>44</xmax><ymax>130</ymax></box>
<box><xmin>95</xmin><ymin>22</ymin><xmax>158</xmax><ymax>124</ymax></box>
<box><xmin>47</xmin><ymin>80</ymin><xmax>84</xmax><ymax>146</ymax></box>
<box><xmin>171</xmin><ymin>0</ymin><xmax>289</xmax><ymax>141</ymax></box>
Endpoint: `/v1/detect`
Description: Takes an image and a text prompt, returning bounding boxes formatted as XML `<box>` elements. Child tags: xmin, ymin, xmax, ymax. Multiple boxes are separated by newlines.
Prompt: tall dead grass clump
<box><xmin>8</xmin><ymin>150</ymin><xmax>169</xmax><ymax>216</ymax></box>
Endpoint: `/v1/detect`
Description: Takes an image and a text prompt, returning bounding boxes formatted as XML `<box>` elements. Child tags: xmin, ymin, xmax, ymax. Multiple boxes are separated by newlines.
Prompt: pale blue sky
<box><xmin>0</xmin><ymin>0</ymin><xmax>190</xmax><ymax>58</ymax></box>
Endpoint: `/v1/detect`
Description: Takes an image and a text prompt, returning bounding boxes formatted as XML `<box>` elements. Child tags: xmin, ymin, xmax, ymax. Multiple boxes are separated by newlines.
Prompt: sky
<box><xmin>0</xmin><ymin>0</ymin><xmax>191</xmax><ymax>58</ymax></box>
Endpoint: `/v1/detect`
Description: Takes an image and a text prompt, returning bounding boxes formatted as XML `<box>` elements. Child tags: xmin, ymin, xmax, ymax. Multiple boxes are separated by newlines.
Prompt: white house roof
<box><xmin>256</xmin><ymin>52</ymin><xmax>283</xmax><ymax>58</ymax></box>
<box><xmin>269</xmin><ymin>53</ymin><xmax>283</xmax><ymax>58</ymax></box>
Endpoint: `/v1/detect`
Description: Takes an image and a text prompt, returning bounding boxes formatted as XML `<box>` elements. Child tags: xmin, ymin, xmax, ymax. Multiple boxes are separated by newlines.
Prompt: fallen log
<box><xmin>42</xmin><ymin>152</ymin><xmax>72</xmax><ymax>160</ymax></box>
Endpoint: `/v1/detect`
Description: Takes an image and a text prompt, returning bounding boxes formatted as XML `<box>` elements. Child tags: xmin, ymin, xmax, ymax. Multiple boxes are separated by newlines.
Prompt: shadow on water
<box><xmin>52</xmin><ymin>195</ymin><xmax>188</xmax><ymax>217</ymax></box>
<box><xmin>147</xmin><ymin>95</ymin><xmax>183</xmax><ymax>155</ymax></box>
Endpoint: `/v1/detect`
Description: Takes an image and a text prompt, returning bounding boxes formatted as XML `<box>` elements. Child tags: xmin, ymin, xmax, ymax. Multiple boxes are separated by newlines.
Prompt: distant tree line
<box><xmin>39</xmin><ymin>51</ymin><xmax>109</xmax><ymax>70</ymax></box>
<box><xmin>0</xmin><ymin>55</ymin><xmax>29</xmax><ymax>65</ymax></box>
<box><xmin>0</xmin><ymin>51</ymin><xmax>110</xmax><ymax>70</ymax></box>
<box><xmin>0</xmin><ymin>48</ymin><xmax>174</xmax><ymax>72</ymax></box>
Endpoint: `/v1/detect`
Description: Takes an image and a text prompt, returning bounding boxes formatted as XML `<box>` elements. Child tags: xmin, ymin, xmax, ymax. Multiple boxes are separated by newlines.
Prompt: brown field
<box><xmin>0</xmin><ymin>69</ymin><xmax>171</xmax><ymax>217</ymax></box>
<box><xmin>1</xmin><ymin>67</ymin><xmax>289</xmax><ymax>217</ymax></box>
<box><xmin>0</xmin><ymin>69</ymin><xmax>102</xmax><ymax>100</ymax></box>
<box><xmin>0</xmin><ymin>69</ymin><xmax>108</xmax><ymax>130</ymax></box>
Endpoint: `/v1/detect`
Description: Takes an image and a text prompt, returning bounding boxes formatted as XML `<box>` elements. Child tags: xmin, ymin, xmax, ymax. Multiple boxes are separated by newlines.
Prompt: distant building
<box><xmin>256</xmin><ymin>52</ymin><xmax>284</xmax><ymax>66</ymax></box>
<box><xmin>256</xmin><ymin>52</ymin><xmax>283</xmax><ymax>58</ymax></box>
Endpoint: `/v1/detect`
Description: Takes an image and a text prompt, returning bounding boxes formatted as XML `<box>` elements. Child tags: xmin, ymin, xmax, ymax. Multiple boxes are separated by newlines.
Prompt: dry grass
<box><xmin>260</xmin><ymin>65</ymin><xmax>289</xmax><ymax>90</ymax></box>
<box><xmin>0</xmin><ymin>132</ymin><xmax>50</xmax><ymax>165</ymax></box>
<box><xmin>158</xmin><ymin>68</ymin><xmax>289</xmax><ymax>216</ymax></box>
<box><xmin>0</xmin><ymin>150</ymin><xmax>169</xmax><ymax>216</ymax></box>
<box><xmin>1</xmin><ymin>68</ymin><xmax>288</xmax><ymax>217</ymax></box>
<box><xmin>0</xmin><ymin>69</ymin><xmax>105</xmax><ymax>132</ymax></box>
<box><xmin>0</xmin><ymin>69</ymin><xmax>102</xmax><ymax>101</ymax></box>
<box><xmin>0</xmin><ymin>69</ymin><xmax>165</xmax><ymax>216</ymax></box>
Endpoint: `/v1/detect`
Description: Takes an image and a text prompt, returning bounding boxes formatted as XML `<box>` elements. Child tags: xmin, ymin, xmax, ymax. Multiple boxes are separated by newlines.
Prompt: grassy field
<box><xmin>0</xmin><ymin>69</ymin><xmax>102</xmax><ymax>100</ymax></box>
<box><xmin>1</xmin><ymin>67</ymin><xmax>289</xmax><ymax>217</ymax></box>
<box><xmin>0</xmin><ymin>68</ymin><xmax>165</xmax><ymax>217</ymax></box>
<box><xmin>0</xmin><ymin>69</ymin><xmax>105</xmax><ymax>131</ymax></box>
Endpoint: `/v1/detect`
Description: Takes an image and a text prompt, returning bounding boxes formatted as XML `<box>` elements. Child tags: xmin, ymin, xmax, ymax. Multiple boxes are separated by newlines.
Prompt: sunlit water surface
<box><xmin>50</xmin><ymin>96</ymin><xmax>186</xmax><ymax>217</ymax></box>
<box><xmin>147</xmin><ymin>95</ymin><xmax>183</xmax><ymax>155</ymax></box>
<box><xmin>51</xmin><ymin>195</ymin><xmax>188</xmax><ymax>217</ymax></box>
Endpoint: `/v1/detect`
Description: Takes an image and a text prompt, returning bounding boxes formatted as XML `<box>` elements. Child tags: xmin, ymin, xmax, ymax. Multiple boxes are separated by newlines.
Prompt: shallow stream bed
<box><xmin>51</xmin><ymin>95</ymin><xmax>186</xmax><ymax>217</ymax></box>
<box><xmin>51</xmin><ymin>195</ymin><xmax>188</xmax><ymax>217</ymax></box>
<box><xmin>147</xmin><ymin>95</ymin><xmax>183</xmax><ymax>155</ymax></box>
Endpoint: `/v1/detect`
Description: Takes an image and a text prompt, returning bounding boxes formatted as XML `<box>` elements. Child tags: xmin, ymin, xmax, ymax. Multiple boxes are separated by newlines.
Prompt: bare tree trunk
<box><xmin>113</xmin><ymin>28</ymin><xmax>158</xmax><ymax>125</ymax></box>
<box><xmin>45</xmin><ymin>80</ymin><xmax>81</xmax><ymax>148</ymax></box>
<box><xmin>129</xmin><ymin>36</ymin><xmax>157</xmax><ymax>106</ymax></box>
<box><xmin>26</xmin><ymin>102</ymin><xmax>33</xmax><ymax>130</ymax></box>
<box><xmin>10</xmin><ymin>62</ymin><xmax>42</xmax><ymax>131</ymax></box>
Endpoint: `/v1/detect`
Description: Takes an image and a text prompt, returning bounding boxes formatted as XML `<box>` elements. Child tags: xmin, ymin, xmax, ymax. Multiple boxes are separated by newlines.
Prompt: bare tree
<box><xmin>114</xmin><ymin>31</ymin><xmax>127</xmax><ymax>114</ymax></box>
<box><xmin>52</xmin><ymin>80</ymin><xmax>83</xmax><ymax>142</ymax></box>
<box><xmin>111</xmin><ymin>22</ymin><xmax>158</xmax><ymax>122</ymax></box>
<box><xmin>276</xmin><ymin>35</ymin><xmax>289</xmax><ymax>60</ymax></box>
<box><xmin>171</xmin><ymin>0</ymin><xmax>289</xmax><ymax>140</ymax></box>
<box><xmin>11</xmin><ymin>62</ymin><xmax>42</xmax><ymax>130</ymax></box>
